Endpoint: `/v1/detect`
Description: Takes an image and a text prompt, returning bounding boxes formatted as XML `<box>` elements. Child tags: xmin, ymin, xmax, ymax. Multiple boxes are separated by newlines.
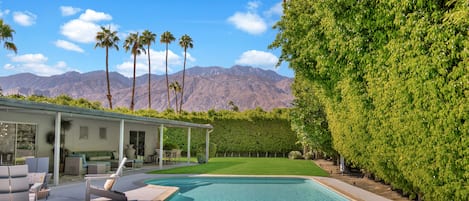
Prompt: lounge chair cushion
<box><xmin>9</xmin><ymin>165</ymin><xmax>28</xmax><ymax>177</ymax></box>
<box><xmin>103</xmin><ymin>174</ymin><xmax>116</xmax><ymax>191</ymax></box>
<box><xmin>0</xmin><ymin>166</ymin><xmax>9</xmax><ymax>178</ymax></box>
<box><xmin>27</xmin><ymin>173</ymin><xmax>46</xmax><ymax>185</ymax></box>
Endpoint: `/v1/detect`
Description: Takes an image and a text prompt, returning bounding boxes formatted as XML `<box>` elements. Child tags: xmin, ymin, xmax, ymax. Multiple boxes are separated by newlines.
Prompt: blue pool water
<box><xmin>146</xmin><ymin>177</ymin><xmax>349</xmax><ymax>201</ymax></box>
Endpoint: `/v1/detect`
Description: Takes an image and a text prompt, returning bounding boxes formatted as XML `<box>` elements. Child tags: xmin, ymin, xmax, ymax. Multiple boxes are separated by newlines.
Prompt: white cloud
<box><xmin>13</xmin><ymin>11</ymin><xmax>37</xmax><ymax>26</ymax></box>
<box><xmin>228</xmin><ymin>0</ymin><xmax>268</xmax><ymax>36</ymax></box>
<box><xmin>0</xmin><ymin>9</ymin><xmax>10</xmax><ymax>18</ymax></box>
<box><xmin>60</xmin><ymin>9</ymin><xmax>114</xmax><ymax>43</ymax></box>
<box><xmin>61</xmin><ymin>19</ymin><xmax>100</xmax><ymax>43</ymax></box>
<box><xmin>60</xmin><ymin>6</ymin><xmax>82</xmax><ymax>16</ymax></box>
<box><xmin>180</xmin><ymin>52</ymin><xmax>196</xmax><ymax>63</ymax></box>
<box><xmin>5</xmin><ymin>53</ymin><xmax>74</xmax><ymax>76</ymax></box>
<box><xmin>235</xmin><ymin>50</ymin><xmax>278</xmax><ymax>69</ymax></box>
<box><xmin>79</xmin><ymin>9</ymin><xmax>112</xmax><ymax>22</ymax></box>
<box><xmin>227</xmin><ymin>12</ymin><xmax>266</xmax><ymax>35</ymax></box>
<box><xmin>11</xmin><ymin>53</ymin><xmax>47</xmax><ymax>63</ymax></box>
<box><xmin>3</xmin><ymin>63</ymin><xmax>14</xmax><ymax>70</ymax></box>
<box><xmin>247</xmin><ymin>1</ymin><xmax>261</xmax><ymax>10</ymax></box>
<box><xmin>264</xmin><ymin>2</ymin><xmax>283</xmax><ymax>17</ymax></box>
<box><xmin>116</xmin><ymin>49</ymin><xmax>183</xmax><ymax>77</ymax></box>
<box><xmin>54</xmin><ymin>40</ymin><xmax>84</xmax><ymax>53</ymax></box>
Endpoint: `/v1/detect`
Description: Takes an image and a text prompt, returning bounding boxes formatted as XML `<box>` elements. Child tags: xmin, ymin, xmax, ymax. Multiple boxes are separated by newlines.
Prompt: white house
<box><xmin>0</xmin><ymin>97</ymin><xmax>213</xmax><ymax>185</ymax></box>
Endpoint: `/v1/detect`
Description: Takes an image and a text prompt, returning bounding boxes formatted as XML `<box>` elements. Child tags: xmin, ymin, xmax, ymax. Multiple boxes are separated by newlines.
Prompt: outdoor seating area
<box><xmin>153</xmin><ymin>149</ymin><xmax>182</xmax><ymax>164</ymax></box>
<box><xmin>85</xmin><ymin>157</ymin><xmax>127</xmax><ymax>201</ymax></box>
<box><xmin>0</xmin><ymin>157</ymin><xmax>52</xmax><ymax>201</ymax></box>
<box><xmin>0</xmin><ymin>165</ymin><xmax>45</xmax><ymax>201</ymax></box>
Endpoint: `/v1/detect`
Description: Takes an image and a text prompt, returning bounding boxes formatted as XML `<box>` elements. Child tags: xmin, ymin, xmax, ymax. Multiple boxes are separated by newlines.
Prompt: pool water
<box><xmin>146</xmin><ymin>177</ymin><xmax>349</xmax><ymax>201</ymax></box>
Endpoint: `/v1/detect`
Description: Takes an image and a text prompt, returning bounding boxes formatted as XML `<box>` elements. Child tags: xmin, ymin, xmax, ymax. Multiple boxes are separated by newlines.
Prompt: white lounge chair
<box><xmin>0</xmin><ymin>165</ymin><xmax>42</xmax><ymax>201</ymax></box>
<box><xmin>85</xmin><ymin>157</ymin><xmax>127</xmax><ymax>201</ymax></box>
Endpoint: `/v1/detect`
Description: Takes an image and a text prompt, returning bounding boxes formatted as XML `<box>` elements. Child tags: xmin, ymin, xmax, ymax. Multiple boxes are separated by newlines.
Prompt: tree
<box><xmin>0</xmin><ymin>19</ymin><xmax>17</xmax><ymax>54</ymax></box>
<box><xmin>290</xmin><ymin>75</ymin><xmax>335</xmax><ymax>158</ymax></box>
<box><xmin>228</xmin><ymin>100</ymin><xmax>239</xmax><ymax>112</ymax></box>
<box><xmin>160</xmin><ymin>31</ymin><xmax>175</xmax><ymax>109</ymax></box>
<box><xmin>271</xmin><ymin>1</ymin><xmax>469</xmax><ymax>199</ymax></box>
<box><xmin>95</xmin><ymin>26</ymin><xmax>119</xmax><ymax>109</ymax></box>
<box><xmin>178</xmin><ymin>34</ymin><xmax>193</xmax><ymax>112</ymax></box>
<box><xmin>169</xmin><ymin>81</ymin><xmax>181</xmax><ymax>112</ymax></box>
<box><xmin>123</xmin><ymin>32</ymin><xmax>145</xmax><ymax>111</ymax></box>
<box><xmin>141</xmin><ymin>30</ymin><xmax>157</xmax><ymax>109</ymax></box>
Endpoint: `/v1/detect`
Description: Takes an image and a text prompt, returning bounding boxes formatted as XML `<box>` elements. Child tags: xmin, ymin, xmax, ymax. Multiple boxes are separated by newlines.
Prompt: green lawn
<box><xmin>148</xmin><ymin>157</ymin><xmax>329</xmax><ymax>176</ymax></box>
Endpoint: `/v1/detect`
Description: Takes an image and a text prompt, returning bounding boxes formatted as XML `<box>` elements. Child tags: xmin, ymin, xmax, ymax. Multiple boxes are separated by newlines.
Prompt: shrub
<box><xmin>163</xmin><ymin>142</ymin><xmax>179</xmax><ymax>150</ymax></box>
<box><xmin>198</xmin><ymin>142</ymin><xmax>217</xmax><ymax>158</ymax></box>
<box><xmin>196</xmin><ymin>153</ymin><xmax>206</xmax><ymax>164</ymax></box>
<box><xmin>303</xmin><ymin>152</ymin><xmax>314</xmax><ymax>160</ymax></box>
<box><xmin>288</xmin><ymin>151</ymin><xmax>303</xmax><ymax>160</ymax></box>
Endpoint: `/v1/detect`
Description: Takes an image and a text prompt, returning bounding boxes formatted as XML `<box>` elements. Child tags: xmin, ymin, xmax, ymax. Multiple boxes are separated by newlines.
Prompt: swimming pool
<box><xmin>146</xmin><ymin>176</ymin><xmax>349</xmax><ymax>201</ymax></box>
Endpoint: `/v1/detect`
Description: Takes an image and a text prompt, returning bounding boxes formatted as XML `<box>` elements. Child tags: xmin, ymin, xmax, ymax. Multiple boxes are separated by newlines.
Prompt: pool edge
<box><xmin>158</xmin><ymin>174</ymin><xmax>357</xmax><ymax>201</ymax></box>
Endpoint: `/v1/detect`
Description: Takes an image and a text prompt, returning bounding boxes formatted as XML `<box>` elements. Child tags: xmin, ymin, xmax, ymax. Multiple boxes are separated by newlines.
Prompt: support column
<box><xmin>53</xmin><ymin>112</ymin><xmax>61</xmax><ymax>185</ymax></box>
<box><xmin>119</xmin><ymin>120</ymin><xmax>125</xmax><ymax>162</ymax></box>
<box><xmin>159</xmin><ymin>124</ymin><xmax>164</xmax><ymax>168</ymax></box>
<box><xmin>205</xmin><ymin>129</ymin><xmax>210</xmax><ymax>162</ymax></box>
<box><xmin>187</xmin><ymin>128</ymin><xmax>191</xmax><ymax>164</ymax></box>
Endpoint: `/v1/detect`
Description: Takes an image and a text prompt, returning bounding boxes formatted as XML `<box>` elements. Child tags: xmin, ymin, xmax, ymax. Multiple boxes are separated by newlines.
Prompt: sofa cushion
<box><xmin>89</xmin><ymin>156</ymin><xmax>111</xmax><ymax>161</ymax></box>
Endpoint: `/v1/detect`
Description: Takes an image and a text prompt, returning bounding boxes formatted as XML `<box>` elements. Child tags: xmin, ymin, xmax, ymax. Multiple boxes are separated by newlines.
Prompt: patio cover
<box><xmin>0</xmin><ymin>97</ymin><xmax>213</xmax><ymax>185</ymax></box>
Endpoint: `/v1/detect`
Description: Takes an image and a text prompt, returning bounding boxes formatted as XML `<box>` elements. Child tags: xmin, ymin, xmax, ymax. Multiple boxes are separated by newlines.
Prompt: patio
<box><xmin>46</xmin><ymin>162</ymin><xmax>195</xmax><ymax>201</ymax></box>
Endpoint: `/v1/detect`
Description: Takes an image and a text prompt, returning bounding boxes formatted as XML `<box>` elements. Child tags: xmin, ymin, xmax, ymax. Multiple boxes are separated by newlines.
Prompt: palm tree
<box><xmin>0</xmin><ymin>19</ymin><xmax>17</xmax><ymax>54</ymax></box>
<box><xmin>95</xmin><ymin>26</ymin><xmax>119</xmax><ymax>109</ymax></box>
<box><xmin>141</xmin><ymin>30</ymin><xmax>156</xmax><ymax>109</ymax></box>
<box><xmin>160</xmin><ymin>31</ymin><xmax>175</xmax><ymax>109</ymax></box>
<box><xmin>169</xmin><ymin>81</ymin><xmax>181</xmax><ymax>112</ymax></box>
<box><xmin>178</xmin><ymin>34</ymin><xmax>193</xmax><ymax>112</ymax></box>
<box><xmin>123</xmin><ymin>32</ymin><xmax>145</xmax><ymax>111</ymax></box>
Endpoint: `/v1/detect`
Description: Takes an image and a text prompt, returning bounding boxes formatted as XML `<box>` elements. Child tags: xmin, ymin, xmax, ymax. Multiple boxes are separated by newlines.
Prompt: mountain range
<box><xmin>0</xmin><ymin>66</ymin><xmax>293</xmax><ymax>111</ymax></box>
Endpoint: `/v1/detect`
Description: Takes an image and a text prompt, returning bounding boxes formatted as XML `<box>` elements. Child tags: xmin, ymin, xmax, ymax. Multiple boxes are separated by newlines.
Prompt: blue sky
<box><xmin>0</xmin><ymin>0</ymin><xmax>293</xmax><ymax>78</ymax></box>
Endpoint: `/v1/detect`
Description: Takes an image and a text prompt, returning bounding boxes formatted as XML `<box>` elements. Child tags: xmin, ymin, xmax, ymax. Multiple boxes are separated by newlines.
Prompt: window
<box><xmin>99</xmin><ymin>127</ymin><xmax>107</xmax><ymax>139</ymax></box>
<box><xmin>0</xmin><ymin>121</ymin><xmax>37</xmax><ymax>165</ymax></box>
<box><xmin>79</xmin><ymin>126</ymin><xmax>88</xmax><ymax>140</ymax></box>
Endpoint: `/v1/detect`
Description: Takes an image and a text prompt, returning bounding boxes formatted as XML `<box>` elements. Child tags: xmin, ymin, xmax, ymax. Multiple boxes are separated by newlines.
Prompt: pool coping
<box><xmin>180</xmin><ymin>174</ymin><xmax>391</xmax><ymax>201</ymax></box>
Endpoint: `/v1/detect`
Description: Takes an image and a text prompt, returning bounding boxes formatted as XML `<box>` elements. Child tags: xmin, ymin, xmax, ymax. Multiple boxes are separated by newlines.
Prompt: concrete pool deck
<box><xmin>45</xmin><ymin>173</ymin><xmax>391</xmax><ymax>201</ymax></box>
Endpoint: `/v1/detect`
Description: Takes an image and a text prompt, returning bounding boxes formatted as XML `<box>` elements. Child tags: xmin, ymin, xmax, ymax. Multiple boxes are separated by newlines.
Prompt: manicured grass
<box><xmin>148</xmin><ymin>157</ymin><xmax>329</xmax><ymax>176</ymax></box>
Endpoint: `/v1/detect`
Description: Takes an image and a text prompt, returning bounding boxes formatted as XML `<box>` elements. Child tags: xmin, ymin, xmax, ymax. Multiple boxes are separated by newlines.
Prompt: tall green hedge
<box><xmin>140</xmin><ymin>109</ymin><xmax>300</xmax><ymax>157</ymax></box>
<box><xmin>271</xmin><ymin>0</ymin><xmax>468</xmax><ymax>200</ymax></box>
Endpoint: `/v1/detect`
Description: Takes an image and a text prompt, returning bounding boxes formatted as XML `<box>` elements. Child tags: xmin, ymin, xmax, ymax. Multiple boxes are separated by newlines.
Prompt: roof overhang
<box><xmin>0</xmin><ymin>97</ymin><xmax>213</xmax><ymax>129</ymax></box>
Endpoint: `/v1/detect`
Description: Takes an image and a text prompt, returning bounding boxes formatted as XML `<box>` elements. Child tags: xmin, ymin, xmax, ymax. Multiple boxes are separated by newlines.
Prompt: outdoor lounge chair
<box><xmin>85</xmin><ymin>157</ymin><xmax>127</xmax><ymax>201</ymax></box>
<box><xmin>0</xmin><ymin>165</ymin><xmax>42</xmax><ymax>201</ymax></box>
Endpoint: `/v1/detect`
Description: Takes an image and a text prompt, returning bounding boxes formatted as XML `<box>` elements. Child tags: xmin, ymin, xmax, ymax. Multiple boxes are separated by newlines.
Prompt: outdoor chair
<box><xmin>0</xmin><ymin>165</ymin><xmax>42</xmax><ymax>201</ymax></box>
<box><xmin>85</xmin><ymin>157</ymin><xmax>128</xmax><ymax>201</ymax></box>
<box><xmin>26</xmin><ymin>157</ymin><xmax>52</xmax><ymax>199</ymax></box>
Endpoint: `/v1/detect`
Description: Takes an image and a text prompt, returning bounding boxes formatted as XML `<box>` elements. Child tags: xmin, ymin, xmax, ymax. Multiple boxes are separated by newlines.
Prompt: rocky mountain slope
<box><xmin>0</xmin><ymin>66</ymin><xmax>293</xmax><ymax>111</ymax></box>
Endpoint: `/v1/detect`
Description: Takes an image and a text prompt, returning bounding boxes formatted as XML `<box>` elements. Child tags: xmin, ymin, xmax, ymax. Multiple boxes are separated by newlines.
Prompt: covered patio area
<box><xmin>0</xmin><ymin>97</ymin><xmax>213</xmax><ymax>185</ymax></box>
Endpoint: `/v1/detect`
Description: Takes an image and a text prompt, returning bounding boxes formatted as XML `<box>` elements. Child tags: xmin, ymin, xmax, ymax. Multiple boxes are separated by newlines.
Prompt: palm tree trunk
<box><xmin>173</xmin><ymin>90</ymin><xmax>178</xmax><ymax>112</ymax></box>
<box><xmin>130</xmin><ymin>53</ymin><xmax>137</xmax><ymax>111</ymax></box>
<box><xmin>165</xmin><ymin>43</ymin><xmax>170</xmax><ymax>109</ymax></box>
<box><xmin>179</xmin><ymin>48</ymin><xmax>187</xmax><ymax>112</ymax></box>
<box><xmin>147</xmin><ymin>44</ymin><xmax>151</xmax><ymax>109</ymax></box>
<box><xmin>105</xmin><ymin>47</ymin><xmax>113</xmax><ymax>109</ymax></box>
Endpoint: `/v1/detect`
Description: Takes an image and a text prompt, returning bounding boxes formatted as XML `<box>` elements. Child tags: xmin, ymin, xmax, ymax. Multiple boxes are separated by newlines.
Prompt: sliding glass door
<box><xmin>129</xmin><ymin>131</ymin><xmax>145</xmax><ymax>159</ymax></box>
<box><xmin>0</xmin><ymin>121</ymin><xmax>37</xmax><ymax>165</ymax></box>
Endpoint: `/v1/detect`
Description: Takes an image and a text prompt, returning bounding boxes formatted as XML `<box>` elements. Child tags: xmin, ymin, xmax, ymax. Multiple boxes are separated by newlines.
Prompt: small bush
<box><xmin>288</xmin><ymin>151</ymin><xmax>303</xmax><ymax>160</ymax></box>
<box><xmin>304</xmin><ymin>152</ymin><xmax>314</xmax><ymax>160</ymax></box>
<box><xmin>197</xmin><ymin>153</ymin><xmax>206</xmax><ymax>164</ymax></box>
<box><xmin>164</xmin><ymin>142</ymin><xmax>179</xmax><ymax>150</ymax></box>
